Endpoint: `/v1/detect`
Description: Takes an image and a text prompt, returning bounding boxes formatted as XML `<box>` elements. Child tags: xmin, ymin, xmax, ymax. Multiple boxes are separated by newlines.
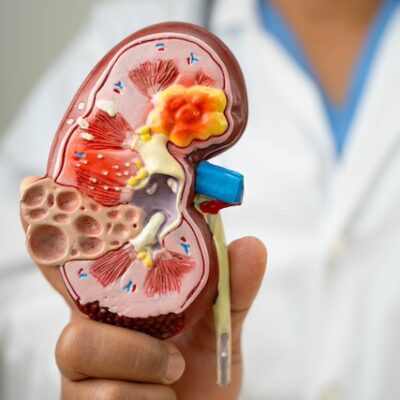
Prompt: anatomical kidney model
<box><xmin>20</xmin><ymin>22</ymin><xmax>247</xmax><ymax>385</ymax></box>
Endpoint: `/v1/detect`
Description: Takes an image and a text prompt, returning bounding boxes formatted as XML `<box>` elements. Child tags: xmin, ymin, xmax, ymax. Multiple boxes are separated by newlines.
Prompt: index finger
<box><xmin>56</xmin><ymin>317</ymin><xmax>186</xmax><ymax>385</ymax></box>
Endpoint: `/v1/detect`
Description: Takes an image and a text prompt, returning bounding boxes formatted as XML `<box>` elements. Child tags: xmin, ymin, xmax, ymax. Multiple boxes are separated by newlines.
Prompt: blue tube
<box><xmin>195</xmin><ymin>161</ymin><xmax>244</xmax><ymax>204</ymax></box>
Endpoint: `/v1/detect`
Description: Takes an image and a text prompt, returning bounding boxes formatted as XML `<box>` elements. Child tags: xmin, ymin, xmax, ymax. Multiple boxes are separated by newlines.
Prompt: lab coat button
<box><xmin>319</xmin><ymin>385</ymin><xmax>342</xmax><ymax>400</ymax></box>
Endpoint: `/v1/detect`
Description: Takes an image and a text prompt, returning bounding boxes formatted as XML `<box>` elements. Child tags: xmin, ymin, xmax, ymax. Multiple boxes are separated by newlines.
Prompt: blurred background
<box><xmin>0</xmin><ymin>0</ymin><xmax>96</xmax><ymax>136</ymax></box>
<box><xmin>2</xmin><ymin>2</ymin><xmax>400</xmax><ymax>399</ymax></box>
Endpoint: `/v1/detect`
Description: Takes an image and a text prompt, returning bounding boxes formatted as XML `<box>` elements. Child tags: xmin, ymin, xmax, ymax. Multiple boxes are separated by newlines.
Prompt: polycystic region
<box><xmin>21</xmin><ymin>178</ymin><xmax>143</xmax><ymax>266</ymax></box>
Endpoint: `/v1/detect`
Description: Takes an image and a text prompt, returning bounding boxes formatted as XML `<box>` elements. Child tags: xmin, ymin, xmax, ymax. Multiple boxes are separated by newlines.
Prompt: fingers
<box><xmin>56</xmin><ymin>318</ymin><xmax>185</xmax><ymax>385</ymax></box>
<box><xmin>62</xmin><ymin>377</ymin><xmax>177</xmax><ymax>400</ymax></box>
<box><xmin>228</xmin><ymin>236</ymin><xmax>267</xmax><ymax>328</ymax></box>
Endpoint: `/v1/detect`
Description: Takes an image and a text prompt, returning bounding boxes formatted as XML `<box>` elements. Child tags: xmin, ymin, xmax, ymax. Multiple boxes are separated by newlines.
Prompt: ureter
<box><xmin>193</xmin><ymin>195</ymin><xmax>232</xmax><ymax>386</ymax></box>
<box><xmin>130</xmin><ymin>133</ymin><xmax>185</xmax><ymax>240</ymax></box>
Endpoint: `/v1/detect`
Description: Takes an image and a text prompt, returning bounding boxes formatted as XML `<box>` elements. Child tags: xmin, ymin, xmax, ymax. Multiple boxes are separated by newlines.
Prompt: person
<box><xmin>1</xmin><ymin>0</ymin><xmax>400</xmax><ymax>398</ymax></box>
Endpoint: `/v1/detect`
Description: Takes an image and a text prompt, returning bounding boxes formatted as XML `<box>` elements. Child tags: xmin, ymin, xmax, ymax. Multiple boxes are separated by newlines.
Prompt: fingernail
<box><xmin>166</xmin><ymin>352</ymin><xmax>185</xmax><ymax>383</ymax></box>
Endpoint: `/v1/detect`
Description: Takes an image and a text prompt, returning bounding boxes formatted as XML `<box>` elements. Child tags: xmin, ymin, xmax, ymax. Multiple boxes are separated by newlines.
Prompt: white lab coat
<box><xmin>1</xmin><ymin>0</ymin><xmax>400</xmax><ymax>399</ymax></box>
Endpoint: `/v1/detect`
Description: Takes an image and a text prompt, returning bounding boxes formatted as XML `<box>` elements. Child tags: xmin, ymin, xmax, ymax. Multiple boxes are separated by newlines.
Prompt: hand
<box><xmin>21</xmin><ymin>177</ymin><xmax>267</xmax><ymax>400</ymax></box>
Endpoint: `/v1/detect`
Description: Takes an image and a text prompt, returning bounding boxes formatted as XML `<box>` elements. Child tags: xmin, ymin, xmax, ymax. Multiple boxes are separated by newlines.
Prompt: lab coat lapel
<box><xmin>245</xmin><ymin>21</ymin><xmax>334</xmax><ymax>159</ymax></box>
<box><xmin>325</xmin><ymin>8</ymin><xmax>400</xmax><ymax>241</ymax></box>
<box><xmin>213</xmin><ymin>0</ymin><xmax>334</xmax><ymax>158</ymax></box>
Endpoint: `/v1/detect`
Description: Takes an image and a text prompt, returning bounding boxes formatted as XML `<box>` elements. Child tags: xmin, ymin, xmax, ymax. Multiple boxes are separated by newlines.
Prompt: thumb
<box><xmin>229</xmin><ymin>236</ymin><xmax>267</xmax><ymax>339</ymax></box>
